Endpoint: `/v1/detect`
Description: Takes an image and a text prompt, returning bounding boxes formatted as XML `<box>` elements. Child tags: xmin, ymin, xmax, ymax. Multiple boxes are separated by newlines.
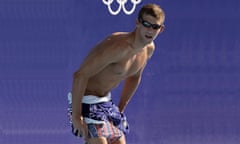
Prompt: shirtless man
<box><xmin>70</xmin><ymin>4</ymin><xmax>165</xmax><ymax>144</ymax></box>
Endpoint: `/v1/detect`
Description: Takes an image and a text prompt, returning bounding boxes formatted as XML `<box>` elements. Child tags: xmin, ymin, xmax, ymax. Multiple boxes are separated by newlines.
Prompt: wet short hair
<box><xmin>138</xmin><ymin>4</ymin><xmax>165</xmax><ymax>22</ymax></box>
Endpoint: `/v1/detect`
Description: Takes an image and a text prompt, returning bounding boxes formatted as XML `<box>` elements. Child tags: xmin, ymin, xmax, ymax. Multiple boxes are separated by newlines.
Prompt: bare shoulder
<box><xmin>146</xmin><ymin>42</ymin><xmax>155</xmax><ymax>59</ymax></box>
<box><xmin>98</xmin><ymin>32</ymin><xmax>132</xmax><ymax>51</ymax></box>
<box><xmin>111</xmin><ymin>32</ymin><xmax>129</xmax><ymax>36</ymax></box>
<box><xmin>87</xmin><ymin>32</ymin><xmax>131</xmax><ymax>60</ymax></box>
<box><xmin>75</xmin><ymin>33</ymin><xmax>129</xmax><ymax>74</ymax></box>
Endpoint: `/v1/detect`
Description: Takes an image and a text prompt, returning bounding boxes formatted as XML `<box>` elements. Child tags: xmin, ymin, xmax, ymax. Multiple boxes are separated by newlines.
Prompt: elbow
<box><xmin>73</xmin><ymin>71</ymin><xmax>81</xmax><ymax>79</ymax></box>
<box><xmin>126</xmin><ymin>75</ymin><xmax>141</xmax><ymax>84</ymax></box>
<box><xmin>129</xmin><ymin>74</ymin><xmax>141</xmax><ymax>81</ymax></box>
<box><xmin>73</xmin><ymin>71</ymin><xmax>89</xmax><ymax>81</ymax></box>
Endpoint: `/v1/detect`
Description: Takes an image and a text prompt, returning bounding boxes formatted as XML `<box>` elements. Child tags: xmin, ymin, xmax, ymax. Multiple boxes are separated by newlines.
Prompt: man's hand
<box><xmin>72</xmin><ymin>115</ymin><xmax>88</xmax><ymax>141</ymax></box>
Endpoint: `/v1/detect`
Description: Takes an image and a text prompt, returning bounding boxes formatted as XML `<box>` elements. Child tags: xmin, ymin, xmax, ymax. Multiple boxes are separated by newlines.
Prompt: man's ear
<box><xmin>159</xmin><ymin>25</ymin><xmax>165</xmax><ymax>33</ymax></box>
<box><xmin>136</xmin><ymin>19</ymin><xmax>140</xmax><ymax>27</ymax></box>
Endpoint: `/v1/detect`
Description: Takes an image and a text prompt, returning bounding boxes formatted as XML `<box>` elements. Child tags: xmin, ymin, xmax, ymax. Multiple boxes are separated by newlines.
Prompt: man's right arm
<box><xmin>72</xmin><ymin>72</ymin><xmax>88</xmax><ymax>121</ymax></box>
<box><xmin>71</xmin><ymin>69</ymin><xmax>90</xmax><ymax>138</ymax></box>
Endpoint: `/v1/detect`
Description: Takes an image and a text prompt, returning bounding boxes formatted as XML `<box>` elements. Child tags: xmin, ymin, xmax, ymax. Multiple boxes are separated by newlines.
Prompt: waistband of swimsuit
<box><xmin>82</xmin><ymin>92</ymin><xmax>111</xmax><ymax>104</ymax></box>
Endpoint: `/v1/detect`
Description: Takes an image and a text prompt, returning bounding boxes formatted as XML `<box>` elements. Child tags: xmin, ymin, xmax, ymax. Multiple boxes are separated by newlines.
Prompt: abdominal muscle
<box><xmin>84</xmin><ymin>69</ymin><xmax>126</xmax><ymax>97</ymax></box>
<box><xmin>85</xmin><ymin>80</ymin><xmax>120</xmax><ymax>97</ymax></box>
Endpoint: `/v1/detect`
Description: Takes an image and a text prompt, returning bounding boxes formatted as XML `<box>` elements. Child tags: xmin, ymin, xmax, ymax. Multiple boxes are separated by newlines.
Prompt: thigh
<box><xmin>112</xmin><ymin>134</ymin><xmax>126</xmax><ymax>144</ymax></box>
<box><xmin>87</xmin><ymin>122</ymin><xmax>123</xmax><ymax>143</ymax></box>
<box><xmin>87</xmin><ymin>137</ymin><xmax>108</xmax><ymax>144</ymax></box>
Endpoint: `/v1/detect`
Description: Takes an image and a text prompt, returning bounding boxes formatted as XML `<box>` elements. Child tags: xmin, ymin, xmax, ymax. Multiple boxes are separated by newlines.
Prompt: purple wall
<box><xmin>0</xmin><ymin>0</ymin><xmax>240</xmax><ymax>143</ymax></box>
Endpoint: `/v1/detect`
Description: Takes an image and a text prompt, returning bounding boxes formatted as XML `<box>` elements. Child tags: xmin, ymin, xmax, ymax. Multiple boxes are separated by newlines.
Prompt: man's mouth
<box><xmin>145</xmin><ymin>35</ymin><xmax>153</xmax><ymax>39</ymax></box>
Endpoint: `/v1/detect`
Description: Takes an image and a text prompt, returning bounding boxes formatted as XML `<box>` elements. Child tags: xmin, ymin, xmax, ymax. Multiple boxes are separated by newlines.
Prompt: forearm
<box><xmin>72</xmin><ymin>74</ymin><xmax>88</xmax><ymax>118</ymax></box>
<box><xmin>118</xmin><ymin>76</ymin><xmax>141</xmax><ymax>112</ymax></box>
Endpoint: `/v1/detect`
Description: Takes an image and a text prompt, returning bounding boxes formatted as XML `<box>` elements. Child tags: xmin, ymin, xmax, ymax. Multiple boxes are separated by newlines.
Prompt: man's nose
<box><xmin>147</xmin><ymin>26</ymin><xmax>156</xmax><ymax>32</ymax></box>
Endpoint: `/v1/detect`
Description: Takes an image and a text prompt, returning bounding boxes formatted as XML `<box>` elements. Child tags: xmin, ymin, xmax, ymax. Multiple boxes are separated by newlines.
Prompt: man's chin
<box><xmin>140</xmin><ymin>35</ymin><xmax>154</xmax><ymax>45</ymax></box>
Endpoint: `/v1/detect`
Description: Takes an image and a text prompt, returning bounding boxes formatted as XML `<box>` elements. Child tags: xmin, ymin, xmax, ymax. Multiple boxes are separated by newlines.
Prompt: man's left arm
<box><xmin>118</xmin><ymin>44</ymin><xmax>155</xmax><ymax>112</ymax></box>
<box><xmin>118</xmin><ymin>68</ymin><xmax>144</xmax><ymax>113</ymax></box>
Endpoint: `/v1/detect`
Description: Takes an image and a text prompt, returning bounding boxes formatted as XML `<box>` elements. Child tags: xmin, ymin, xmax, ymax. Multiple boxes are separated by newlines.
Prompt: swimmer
<box><xmin>70</xmin><ymin>3</ymin><xmax>165</xmax><ymax>144</ymax></box>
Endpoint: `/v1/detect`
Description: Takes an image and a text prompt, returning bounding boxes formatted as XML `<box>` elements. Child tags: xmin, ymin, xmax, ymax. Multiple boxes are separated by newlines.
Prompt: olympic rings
<box><xmin>102</xmin><ymin>0</ymin><xmax>141</xmax><ymax>15</ymax></box>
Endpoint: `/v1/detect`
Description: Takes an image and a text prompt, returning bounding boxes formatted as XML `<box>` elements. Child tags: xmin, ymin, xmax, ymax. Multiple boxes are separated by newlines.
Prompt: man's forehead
<box><xmin>142</xmin><ymin>14</ymin><xmax>163</xmax><ymax>25</ymax></box>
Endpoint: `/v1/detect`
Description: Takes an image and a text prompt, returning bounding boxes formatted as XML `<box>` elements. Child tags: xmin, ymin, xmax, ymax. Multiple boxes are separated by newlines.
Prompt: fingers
<box><xmin>72</xmin><ymin>125</ymin><xmax>89</xmax><ymax>139</ymax></box>
<box><xmin>72</xmin><ymin>125</ymin><xmax>83</xmax><ymax>137</ymax></box>
<box><xmin>71</xmin><ymin>117</ymin><xmax>88</xmax><ymax>140</ymax></box>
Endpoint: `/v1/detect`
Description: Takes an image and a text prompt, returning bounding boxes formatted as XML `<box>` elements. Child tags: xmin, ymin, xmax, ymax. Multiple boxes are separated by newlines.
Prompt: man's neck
<box><xmin>131</xmin><ymin>30</ymin><xmax>152</xmax><ymax>50</ymax></box>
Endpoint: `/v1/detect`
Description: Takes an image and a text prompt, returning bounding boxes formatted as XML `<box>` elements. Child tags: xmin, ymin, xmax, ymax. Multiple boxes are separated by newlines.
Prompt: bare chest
<box><xmin>109</xmin><ymin>52</ymin><xmax>147</xmax><ymax>77</ymax></box>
